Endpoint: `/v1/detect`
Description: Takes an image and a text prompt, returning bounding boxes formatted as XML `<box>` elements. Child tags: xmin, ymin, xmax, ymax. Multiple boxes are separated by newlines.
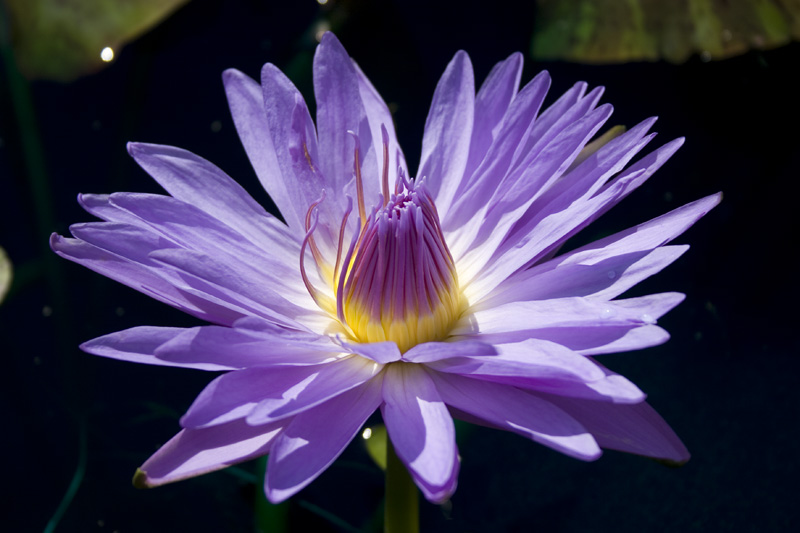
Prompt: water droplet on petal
<box><xmin>600</xmin><ymin>307</ymin><xmax>616</xmax><ymax>319</ymax></box>
<box><xmin>607</xmin><ymin>270</ymin><xmax>616</xmax><ymax>280</ymax></box>
<box><xmin>641</xmin><ymin>313</ymin><xmax>656</xmax><ymax>324</ymax></box>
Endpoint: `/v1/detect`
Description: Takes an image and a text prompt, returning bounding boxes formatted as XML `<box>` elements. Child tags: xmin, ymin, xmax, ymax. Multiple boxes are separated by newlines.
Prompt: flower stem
<box><xmin>255</xmin><ymin>456</ymin><xmax>288</xmax><ymax>533</ymax></box>
<box><xmin>384</xmin><ymin>438</ymin><xmax>419</xmax><ymax>533</ymax></box>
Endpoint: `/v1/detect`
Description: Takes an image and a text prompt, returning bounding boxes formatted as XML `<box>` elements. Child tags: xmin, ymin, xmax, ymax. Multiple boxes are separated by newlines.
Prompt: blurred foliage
<box><xmin>532</xmin><ymin>0</ymin><xmax>800</xmax><ymax>63</ymax></box>
<box><xmin>364</xmin><ymin>424</ymin><xmax>388</xmax><ymax>471</ymax></box>
<box><xmin>2</xmin><ymin>0</ymin><xmax>189</xmax><ymax>81</ymax></box>
<box><xmin>0</xmin><ymin>245</ymin><xmax>10</xmax><ymax>304</ymax></box>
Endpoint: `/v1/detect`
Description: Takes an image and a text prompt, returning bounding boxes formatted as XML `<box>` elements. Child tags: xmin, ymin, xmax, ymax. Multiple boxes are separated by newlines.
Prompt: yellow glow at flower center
<box><xmin>343</xmin><ymin>273</ymin><xmax>466</xmax><ymax>354</ymax></box>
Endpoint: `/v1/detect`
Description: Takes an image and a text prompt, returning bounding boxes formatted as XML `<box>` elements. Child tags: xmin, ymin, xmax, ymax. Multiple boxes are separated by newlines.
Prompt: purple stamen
<box><xmin>347</xmin><ymin>131</ymin><xmax>367</xmax><ymax>224</ymax></box>
<box><xmin>380</xmin><ymin>123</ymin><xmax>390</xmax><ymax>205</ymax></box>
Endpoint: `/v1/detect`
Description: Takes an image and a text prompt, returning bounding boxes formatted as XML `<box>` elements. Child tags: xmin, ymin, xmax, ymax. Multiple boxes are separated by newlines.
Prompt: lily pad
<box><xmin>531</xmin><ymin>0</ymin><xmax>800</xmax><ymax>63</ymax></box>
<box><xmin>4</xmin><ymin>0</ymin><xmax>190</xmax><ymax>81</ymax></box>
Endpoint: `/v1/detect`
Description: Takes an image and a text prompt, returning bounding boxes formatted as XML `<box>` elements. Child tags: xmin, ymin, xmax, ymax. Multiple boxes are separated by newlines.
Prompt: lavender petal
<box><xmin>381</xmin><ymin>364</ymin><xmax>459</xmax><ymax>503</ymax></box>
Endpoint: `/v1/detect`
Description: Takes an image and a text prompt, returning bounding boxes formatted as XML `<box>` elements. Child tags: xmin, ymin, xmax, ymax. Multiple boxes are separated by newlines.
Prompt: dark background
<box><xmin>1</xmin><ymin>0</ymin><xmax>797</xmax><ymax>531</ymax></box>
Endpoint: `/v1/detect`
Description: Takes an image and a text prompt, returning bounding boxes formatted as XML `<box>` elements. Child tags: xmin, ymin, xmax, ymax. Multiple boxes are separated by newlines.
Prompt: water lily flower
<box><xmin>51</xmin><ymin>32</ymin><xmax>719</xmax><ymax>504</ymax></box>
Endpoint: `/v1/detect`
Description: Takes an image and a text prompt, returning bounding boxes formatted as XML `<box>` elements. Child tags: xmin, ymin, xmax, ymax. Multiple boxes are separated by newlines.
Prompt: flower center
<box><xmin>299</xmin><ymin>128</ymin><xmax>465</xmax><ymax>353</ymax></box>
<box><xmin>340</xmin><ymin>182</ymin><xmax>463</xmax><ymax>352</ymax></box>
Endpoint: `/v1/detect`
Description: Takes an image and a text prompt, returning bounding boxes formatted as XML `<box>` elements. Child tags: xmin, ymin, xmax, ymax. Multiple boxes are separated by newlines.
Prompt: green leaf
<box><xmin>4</xmin><ymin>0</ymin><xmax>190</xmax><ymax>81</ymax></box>
<box><xmin>531</xmin><ymin>0</ymin><xmax>800</xmax><ymax>64</ymax></box>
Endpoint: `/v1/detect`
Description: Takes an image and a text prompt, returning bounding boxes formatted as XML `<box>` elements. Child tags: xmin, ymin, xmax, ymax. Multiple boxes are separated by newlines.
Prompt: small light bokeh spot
<box><xmin>100</xmin><ymin>47</ymin><xmax>114</xmax><ymax>62</ymax></box>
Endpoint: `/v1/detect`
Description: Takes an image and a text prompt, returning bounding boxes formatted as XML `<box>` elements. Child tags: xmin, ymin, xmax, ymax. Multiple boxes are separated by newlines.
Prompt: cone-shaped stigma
<box><xmin>339</xmin><ymin>179</ymin><xmax>464</xmax><ymax>352</ymax></box>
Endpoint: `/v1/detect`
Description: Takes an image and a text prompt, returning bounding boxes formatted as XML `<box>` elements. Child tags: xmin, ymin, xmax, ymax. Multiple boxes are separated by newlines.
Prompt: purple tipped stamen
<box><xmin>302</xmin><ymin>131</ymin><xmax>463</xmax><ymax>352</ymax></box>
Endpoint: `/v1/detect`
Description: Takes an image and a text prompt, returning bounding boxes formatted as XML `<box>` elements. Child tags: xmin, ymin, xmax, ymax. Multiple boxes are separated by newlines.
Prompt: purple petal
<box><xmin>471</xmin><ymin>138</ymin><xmax>693</xmax><ymax>301</ymax></box>
<box><xmin>482</xmin><ymin>246</ymin><xmax>688</xmax><ymax>307</ymax></box>
<box><xmin>545</xmin><ymin>117</ymin><xmax>659</xmax><ymax>202</ymax></box>
<box><xmin>479</xmin><ymin>192</ymin><xmax>720</xmax><ymax>308</ymax></box>
<box><xmin>451</xmin><ymin>104</ymin><xmax>614</xmax><ymax>286</ymax></box>
<box><xmin>180</xmin><ymin>356</ymin><xmax>380</xmax><ymax>428</ymax></box>
<box><xmin>512</xmin><ymin>81</ymin><xmax>587</xmax><ymax>161</ymax></box>
<box><xmin>543</xmin><ymin>395</ymin><xmax>690</xmax><ymax>463</ymax></box>
<box><xmin>514</xmin><ymin>83</ymin><xmax>603</xmax><ymax>168</ymax></box>
<box><xmin>426</xmin><ymin>338</ymin><xmax>604</xmax><ymax>383</ymax></box>
<box><xmin>492</xmin><ymin>102</ymin><xmax>613</xmax><ymax>214</ymax></box>
<box><xmin>82</xmin><ymin>196</ymin><xmax>318</xmax><ymax>331</ymax></box>
<box><xmin>154</xmin><ymin>323</ymin><xmax>339</xmax><ymax>369</ymax></box>
<box><xmin>313</xmin><ymin>33</ymin><xmax>379</xmax><ymax>211</ymax></box>
<box><xmin>527</xmin><ymin>324</ymin><xmax>671</xmax><ymax>356</ymax></box>
<box><xmin>463</xmin><ymin>52</ymin><xmax>524</xmax><ymax>180</ymax></box>
<box><xmin>381</xmin><ymin>364</ymin><xmax>459</xmax><ymax>503</ymax></box>
<box><xmin>265</xmin><ymin>377</ymin><xmax>384</xmax><ymax>503</ymax></box>
<box><xmin>417</xmin><ymin>50</ymin><xmax>475</xmax><ymax>218</ymax></box>
<box><xmin>81</xmin><ymin>326</ymin><xmax>233</xmax><ymax>371</ymax></box>
<box><xmin>78</xmin><ymin>193</ymin><xmax>141</xmax><ymax>225</ymax></box>
<box><xmin>402</xmin><ymin>340</ymin><xmax>497</xmax><ymax>363</ymax></box>
<box><xmin>432</xmin><ymin>372</ymin><xmax>601</xmax><ymax>460</ymax></box>
<box><xmin>222</xmin><ymin>68</ymin><xmax>301</xmax><ymax>233</ymax></box>
<box><xmin>105</xmin><ymin>192</ymin><xmax>298</xmax><ymax>281</ymax></box>
<box><xmin>247</xmin><ymin>356</ymin><xmax>380</xmax><ymax>424</ymax></box>
<box><xmin>148</xmin><ymin>247</ymin><xmax>316</xmax><ymax>329</ymax></box>
<box><xmin>456</xmin><ymin>294</ymin><xmax>684</xmax><ymax>341</ymax></box>
<box><xmin>50</xmin><ymin>233</ymin><xmax>243</xmax><ymax>325</ymax></box>
<box><xmin>260</xmin><ymin>62</ymin><xmax>339</xmax><ymax>242</ymax></box>
<box><xmin>338</xmin><ymin>338</ymin><xmax>402</xmax><ymax>364</ymax></box>
<box><xmin>126</xmin><ymin>143</ymin><xmax>298</xmax><ymax>257</ymax></box>
<box><xmin>135</xmin><ymin>418</ymin><xmax>285</xmax><ymax>488</ymax></box>
<box><xmin>521</xmin><ymin>366</ymin><xmax>646</xmax><ymax>404</ymax></box>
<box><xmin>444</xmin><ymin>70</ymin><xmax>550</xmax><ymax>233</ymax></box>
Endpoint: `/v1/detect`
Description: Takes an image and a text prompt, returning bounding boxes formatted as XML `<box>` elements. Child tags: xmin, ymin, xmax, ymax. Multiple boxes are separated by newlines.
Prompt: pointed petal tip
<box><xmin>78</xmin><ymin>338</ymin><xmax>94</xmax><ymax>353</ymax></box>
<box><xmin>533</xmin><ymin>68</ymin><xmax>551</xmax><ymax>84</ymax></box>
<box><xmin>76</xmin><ymin>192</ymin><xmax>91</xmax><ymax>207</ymax></box>
<box><xmin>573</xmin><ymin>80</ymin><xmax>588</xmax><ymax>92</ymax></box>
<box><xmin>596</xmin><ymin>102</ymin><xmax>614</xmax><ymax>117</ymax></box>
<box><xmin>447</xmin><ymin>49</ymin><xmax>473</xmax><ymax>74</ymax></box>
<box><xmin>501</xmin><ymin>51</ymin><xmax>524</xmax><ymax>72</ymax></box>
<box><xmin>318</xmin><ymin>30</ymin><xmax>338</xmax><ymax>46</ymax></box>
<box><xmin>48</xmin><ymin>232</ymin><xmax>61</xmax><ymax>251</ymax></box>
<box><xmin>127</xmin><ymin>141</ymin><xmax>164</xmax><ymax>160</ymax></box>
<box><xmin>132</xmin><ymin>468</ymin><xmax>152</xmax><ymax>489</ymax></box>
<box><xmin>260</xmin><ymin>62</ymin><xmax>279</xmax><ymax>78</ymax></box>
<box><xmin>264</xmin><ymin>485</ymin><xmax>294</xmax><ymax>504</ymax></box>
<box><xmin>221</xmin><ymin>67</ymin><xmax>244</xmax><ymax>82</ymax></box>
<box><xmin>126</xmin><ymin>141</ymin><xmax>142</xmax><ymax>156</ymax></box>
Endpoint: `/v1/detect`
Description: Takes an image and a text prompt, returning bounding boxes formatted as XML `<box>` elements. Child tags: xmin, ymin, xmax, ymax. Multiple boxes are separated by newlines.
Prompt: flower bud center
<box><xmin>340</xmin><ymin>184</ymin><xmax>464</xmax><ymax>352</ymax></box>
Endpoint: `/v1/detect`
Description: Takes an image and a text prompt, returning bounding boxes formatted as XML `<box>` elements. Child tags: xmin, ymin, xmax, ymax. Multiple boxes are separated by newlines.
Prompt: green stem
<box><xmin>384</xmin><ymin>439</ymin><xmax>419</xmax><ymax>533</ymax></box>
<box><xmin>254</xmin><ymin>456</ymin><xmax>289</xmax><ymax>533</ymax></box>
